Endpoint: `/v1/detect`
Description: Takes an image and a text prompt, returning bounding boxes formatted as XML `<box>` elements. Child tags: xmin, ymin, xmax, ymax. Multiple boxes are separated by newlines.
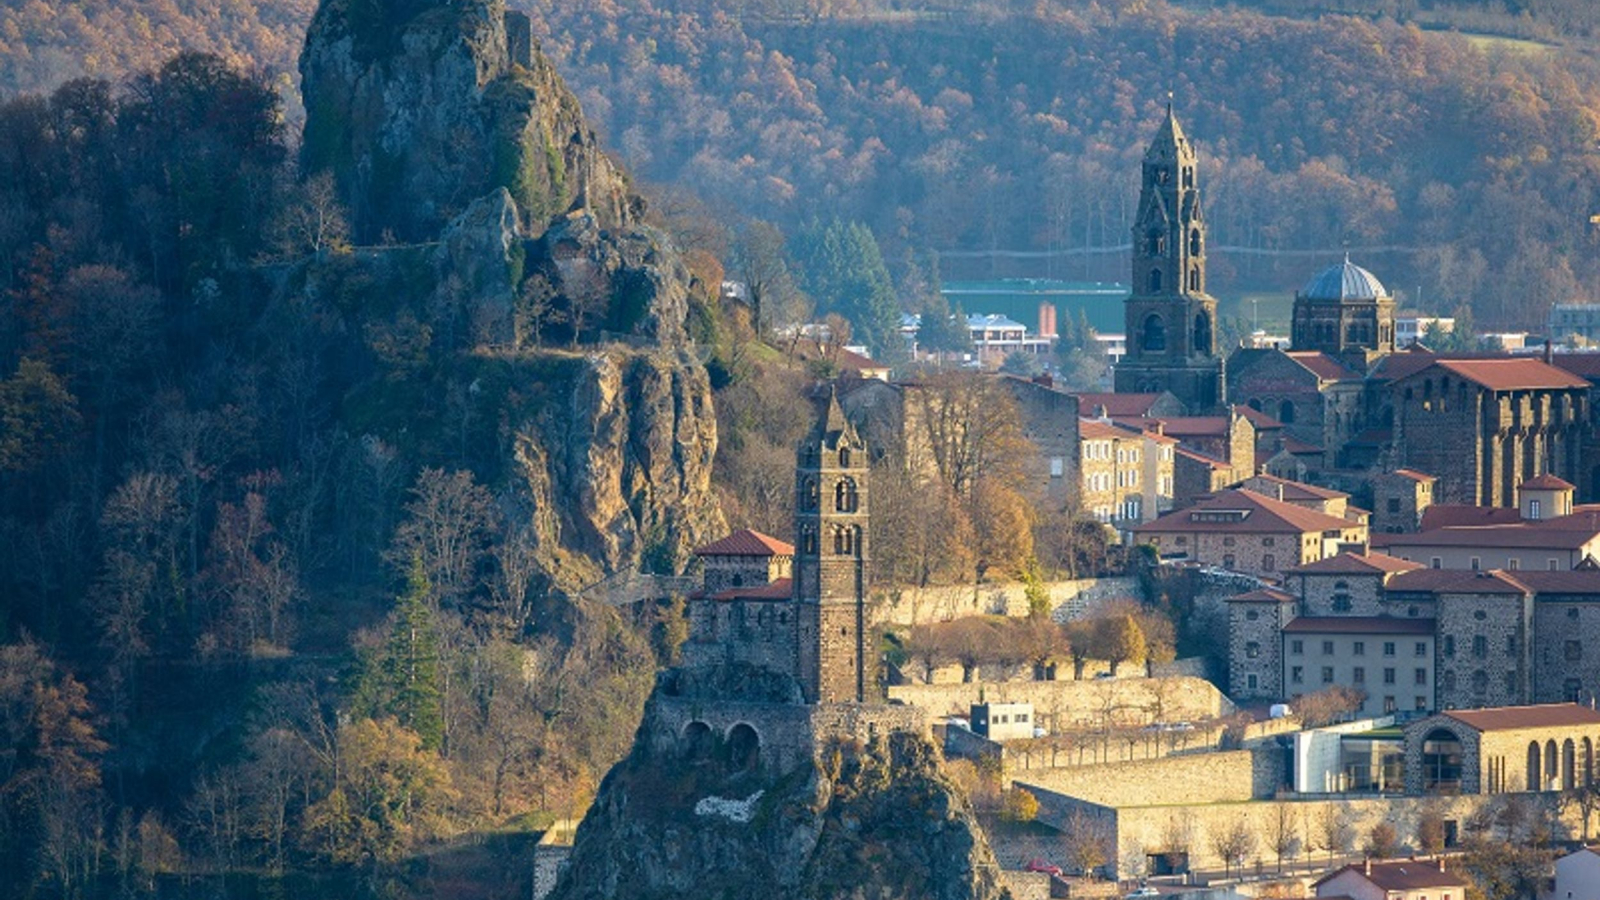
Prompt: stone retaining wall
<box><xmin>888</xmin><ymin>675</ymin><xmax>1230</xmax><ymax>728</ymax></box>
<box><xmin>1015</xmin><ymin>750</ymin><xmax>1260</xmax><ymax>807</ymax></box>
<box><xmin>874</xmin><ymin>577</ymin><xmax>1142</xmax><ymax>627</ymax></box>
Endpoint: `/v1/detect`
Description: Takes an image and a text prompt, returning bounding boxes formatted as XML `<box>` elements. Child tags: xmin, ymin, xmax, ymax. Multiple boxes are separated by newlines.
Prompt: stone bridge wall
<box><xmin>645</xmin><ymin>696</ymin><xmax>927</xmax><ymax>775</ymax></box>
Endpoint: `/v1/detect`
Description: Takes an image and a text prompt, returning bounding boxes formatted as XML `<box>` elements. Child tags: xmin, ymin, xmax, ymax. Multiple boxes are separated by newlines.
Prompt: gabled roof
<box><xmin>1173</xmin><ymin>447</ymin><xmax>1232</xmax><ymax>470</ymax></box>
<box><xmin>1376</xmin><ymin>515</ymin><xmax>1600</xmax><ymax>552</ymax></box>
<box><xmin>1283</xmin><ymin>616</ymin><xmax>1435</xmax><ymax>635</ymax></box>
<box><xmin>1384</xmin><ymin>569</ymin><xmax>1531</xmax><ymax>595</ymax></box>
<box><xmin>1071</xmin><ymin>393</ymin><xmax>1168</xmax><ymax>418</ymax></box>
<box><xmin>1313</xmin><ymin>860</ymin><xmax>1465</xmax><ymax>892</ymax></box>
<box><xmin>1443</xmin><ymin>703</ymin><xmax>1600</xmax><ymax>732</ymax></box>
<box><xmin>1391</xmin><ymin>468</ymin><xmax>1437</xmax><ymax>483</ymax></box>
<box><xmin>1234</xmin><ymin>405</ymin><xmax>1283</xmax><ymax>430</ymax></box>
<box><xmin>1153</xmin><ymin>416</ymin><xmax>1231</xmax><ymax>438</ymax></box>
<box><xmin>1238</xmin><ymin>474</ymin><xmax>1348</xmax><ymax>503</ymax></box>
<box><xmin>790</xmin><ymin>338</ymin><xmax>888</xmax><ymax>374</ymax></box>
<box><xmin>1401</xmin><ymin>358</ymin><xmax>1590</xmax><ymax>392</ymax></box>
<box><xmin>1134</xmin><ymin>488</ymin><xmax>1364</xmax><ymax>536</ymax></box>
<box><xmin>1418</xmin><ymin>504</ymin><xmax>1524</xmax><ymax>530</ymax></box>
<box><xmin>1288</xmin><ymin>552</ymin><xmax>1423</xmax><ymax>575</ymax></box>
<box><xmin>1368</xmin><ymin>350</ymin><xmax>1510</xmax><ymax>384</ymax></box>
<box><xmin>1548</xmin><ymin>353</ymin><xmax>1600</xmax><ymax>381</ymax></box>
<box><xmin>1225</xmin><ymin>588</ymin><xmax>1297</xmax><ymax>604</ymax></box>
<box><xmin>694</xmin><ymin>529</ymin><xmax>795</xmax><ymax>557</ymax></box>
<box><xmin>1285</xmin><ymin>351</ymin><xmax>1362</xmax><ymax>382</ymax></box>
<box><xmin>1521</xmin><ymin>473</ymin><xmax>1576</xmax><ymax>490</ymax></box>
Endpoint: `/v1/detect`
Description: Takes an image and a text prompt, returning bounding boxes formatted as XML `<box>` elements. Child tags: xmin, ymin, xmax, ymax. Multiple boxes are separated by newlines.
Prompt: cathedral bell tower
<box><xmin>1113</xmin><ymin>105</ymin><xmax>1225</xmax><ymax>413</ymax></box>
<box><xmin>793</xmin><ymin>390</ymin><xmax>870</xmax><ymax>704</ymax></box>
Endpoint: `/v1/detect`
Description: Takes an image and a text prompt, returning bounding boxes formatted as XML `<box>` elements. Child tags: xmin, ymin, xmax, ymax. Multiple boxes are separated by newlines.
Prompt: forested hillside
<box><xmin>6</xmin><ymin>0</ymin><xmax>1600</xmax><ymax>326</ymax></box>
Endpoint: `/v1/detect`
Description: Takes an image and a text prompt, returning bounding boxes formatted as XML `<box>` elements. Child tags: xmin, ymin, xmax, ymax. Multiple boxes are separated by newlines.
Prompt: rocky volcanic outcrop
<box><xmin>292</xmin><ymin>0</ymin><xmax>722</xmax><ymax>593</ymax></box>
<box><xmin>549</xmin><ymin>669</ymin><xmax>1012</xmax><ymax>900</ymax></box>
<box><xmin>301</xmin><ymin>0</ymin><xmax>637</xmax><ymax>243</ymax></box>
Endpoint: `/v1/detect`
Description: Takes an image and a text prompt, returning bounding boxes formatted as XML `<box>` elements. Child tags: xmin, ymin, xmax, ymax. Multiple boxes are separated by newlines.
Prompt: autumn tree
<box><xmin>1212</xmin><ymin>816</ymin><xmax>1257</xmax><ymax>878</ymax></box>
<box><xmin>1093</xmin><ymin>614</ymin><xmax>1146</xmax><ymax>676</ymax></box>
<box><xmin>1062</xmin><ymin>807</ymin><xmax>1113</xmax><ymax>879</ymax></box>
<box><xmin>297</xmin><ymin>717</ymin><xmax>455</xmax><ymax>865</ymax></box>
<box><xmin>388</xmin><ymin>467</ymin><xmax>498</xmax><ymax>610</ymax></box>
<box><xmin>1312</xmin><ymin>803</ymin><xmax>1356</xmax><ymax>864</ymax></box>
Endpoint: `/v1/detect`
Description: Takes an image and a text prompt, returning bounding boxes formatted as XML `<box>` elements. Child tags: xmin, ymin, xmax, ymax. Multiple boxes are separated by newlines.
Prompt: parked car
<box><xmin>1024</xmin><ymin>859</ymin><xmax>1064</xmax><ymax>878</ymax></box>
<box><xmin>1126</xmin><ymin>886</ymin><xmax>1160</xmax><ymax>898</ymax></box>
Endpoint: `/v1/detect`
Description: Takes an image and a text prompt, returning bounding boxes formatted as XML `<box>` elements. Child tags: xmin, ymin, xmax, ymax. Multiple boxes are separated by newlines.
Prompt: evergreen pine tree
<box><xmin>358</xmin><ymin>554</ymin><xmax>445</xmax><ymax>750</ymax></box>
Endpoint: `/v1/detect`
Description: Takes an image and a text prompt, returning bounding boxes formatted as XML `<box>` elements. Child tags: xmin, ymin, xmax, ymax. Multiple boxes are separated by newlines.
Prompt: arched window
<box><xmin>1149</xmin><ymin>268</ymin><xmax>1163</xmax><ymax>293</ymax></box>
<box><xmin>801</xmin><ymin>525</ymin><xmax>817</xmax><ymax>555</ymax></box>
<box><xmin>1565</xmin><ymin>739</ymin><xmax>1577</xmax><ymax>790</ymax></box>
<box><xmin>838</xmin><ymin>446</ymin><xmax>851</xmax><ymax>468</ymax></box>
<box><xmin>802</xmin><ymin>477</ymin><xmax>819</xmax><ymax>511</ymax></box>
<box><xmin>1147</xmin><ymin>231</ymin><xmax>1165</xmax><ymax>256</ymax></box>
<box><xmin>727</xmin><ymin>723</ymin><xmax>760</xmax><ymax>771</ymax></box>
<box><xmin>1189</xmin><ymin>228</ymin><xmax>1201</xmax><ymax>255</ymax></box>
<box><xmin>1472</xmin><ymin>669</ymin><xmax>1488</xmax><ymax>696</ymax></box>
<box><xmin>1143</xmin><ymin>314</ymin><xmax>1167</xmax><ymax>352</ymax></box>
<box><xmin>834</xmin><ymin>478</ymin><xmax>858</xmax><ymax>513</ymax></box>
<box><xmin>1248</xmin><ymin>398</ymin><xmax>1262</xmax><ymax>412</ymax></box>
<box><xmin>1279</xmin><ymin>399</ymin><xmax>1296</xmax><ymax>425</ymax></box>
<box><xmin>1529</xmin><ymin>741</ymin><xmax>1543</xmax><ymax>791</ymax></box>
<box><xmin>834</xmin><ymin>526</ymin><xmax>858</xmax><ymax>556</ymax></box>
<box><xmin>1188</xmin><ymin>267</ymin><xmax>1200</xmax><ymax>291</ymax></box>
<box><xmin>1194</xmin><ymin>312</ymin><xmax>1211</xmax><ymax>353</ymax></box>
<box><xmin>1422</xmin><ymin>728</ymin><xmax>1463</xmax><ymax>793</ymax></box>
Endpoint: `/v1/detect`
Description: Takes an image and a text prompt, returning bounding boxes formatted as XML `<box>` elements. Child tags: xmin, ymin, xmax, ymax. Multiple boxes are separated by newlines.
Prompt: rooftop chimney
<box><xmin>1438</xmin><ymin>857</ymin><xmax>1446</xmax><ymax>872</ymax></box>
<box><xmin>1546</xmin><ymin>339</ymin><xmax>1554</xmax><ymax>364</ymax></box>
<box><xmin>1093</xmin><ymin>404</ymin><xmax>1108</xmax><ymax>418</ymax></box>
<box><xmin>1364</xmin><ymin>858</ymin><xmax>1372</xmax><ymax>877</ymax></box>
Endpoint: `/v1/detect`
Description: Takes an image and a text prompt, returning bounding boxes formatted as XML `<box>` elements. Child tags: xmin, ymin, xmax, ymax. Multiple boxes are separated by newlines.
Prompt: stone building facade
<box><xmin>1289</xmin><ymin>257</ymin><xmax>1398</xmax><ymax>371</ymax></box>
<box><xmin>1282</xmin><ymin>618</ymin><xmax>1436</xmax><ymax>716</ymax></box>
<box><xmin>695</xmin><ymin>529</ymin><xmax>794</xmax><ymax>594</ymax></box>
<box><xmin>1224</xmin><ymin>588</ymin><xmax>1297</xmax><ymax>699</ymax></box>
<box><xmin>1401</xmin><ymin>703</ymin><xmax>1600</xmax><ymax>794</ymax></box>
<box><xmin>1113</xmin><ymin>107</ymin><xmax>1225</xmax><ymax>414</ymax></box>
<box><xmin>1077</xmin><ymin>417</ymin><xmax>1176</xmax><ymax>528</ymax></box>
<box><xmin>1134</xmin><ymin>487</ymin><xmax>1369</xmax><ymax>579</ymax></box>
<box><xmin>1373</xmin><ymin>469</ymin><xmax>1435</xmax><ymax>534</ymax></box>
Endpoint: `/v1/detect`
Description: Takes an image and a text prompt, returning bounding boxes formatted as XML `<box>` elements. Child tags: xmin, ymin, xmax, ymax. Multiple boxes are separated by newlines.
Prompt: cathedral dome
<box><xmin>1301</xmin><ymin>258</ymin><xmax>1389</xmax><ymax>301</ymax></box>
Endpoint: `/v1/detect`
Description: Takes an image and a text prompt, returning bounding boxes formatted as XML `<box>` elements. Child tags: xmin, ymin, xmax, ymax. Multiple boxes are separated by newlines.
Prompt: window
<box><xmin>1223</xmin><ymin>554</ymin><xmax>1236</xmax><ymax>568</ymax></box>
<box><xmin>1322</xmin><ymin>666</ymin><xmax>1335</xmax><ymax>684</ymax></box>
<box><xmin>1246</xmin><ymin>642</ymin><xmax>1260</xmax><ymax>659</ymax></box>
<box><xmin>1565</xmin><ymin>678</ymin><xmax>1582</xmax><ymax>702</ymax></box>
<box><xmin>1567</xmin><ymin>640</ymin><xmax>1583</xmax><ymax>662</ymax></box>
<box><xmin>1050</xmin><ymin>457</ymin><xmax>1064</xmax><ymax>477</ymax></box>
<box><xmin>1431</xmin><ymin>557</ymin><xmax>1442</xmax><ymax>569</ymax></box>
<box><xmin>1470</xmin><ymin>557</ymin><xmax>1481</xmax><ymax>571</ymax></box>
<box><xmin>1416</xmin><ymin>642</ymin><xmax>1428</xmax><ymax>657</ymax></box>
<box><xmin>1472</xmin><ymin>670</ymin><xmax>1489</xmax><ymax>695</ymax></box>
<box><xmin>1291</xmin><ymin>666</ymin><xmax>1304</xmax><ymax>684</ymax></box>
<box><xmin>1263</xmin><ymin>554</ymin><xmax>1275</xmax><ymax>572</ymax></box>
<box><xmin>1505</xmin><ymin>634</ymin><xmax>1516</xmax><ymax>655</ymax></box>
<box><xmin>1416</xmin><ymin>696</ymin><xmax>1428</xmax><ymax>711</ymax></box>
<box><xmin>1291</xmin><ymin>640</ymin><xmax>1304</xmax><ymax>655</ymax></box>
<box><xmin>1353</xmin><ymin>667</ymin><xmax>1365</xmax><ymax>684</ymax></box>
<box><xmin>1530</xmin><ymin>499</ymin><xmax>1542</xmax><ymax>520</ymax></box>
<box><xmin>1571</xmin><ymin>608</ymin><xmax>1582</xmax><ymax>620</ymax></box>
<box><xmin>1323</xmin><ymin>641</ymin><xmax>1335</xmax><ymax>655</ymax></box>
<box><xmin>1247</xmin><ymin>674</ymin><xmax>1258</xmax><ymax>690</ymax></box>
<box><xmin>1384</xmin><ymin>696</ymin><xmax>1397</xmax><ymax>713</ymax></box>
<box><xmin>1144</xmin><ymin>311</ymin><xmax>1166</xmax><ymax>349</ymax></box>
<box><xmin>1223</xmin><ymin>536</ymin><xmax>1236</xmax><ymax>547</ymax></box>
<box><xmin>1416</xmin><ymin>668</ymin><xmax>1428</xmax><ymax>685</ymax></box>
<box><xmin>1472</xmin><ymin>636</ymin><xmax>1488</xmax><ymax>659</ymax></box>
<box><xmin>1444</xmin><ymin>636</ymin><xmax>1455</xmax><ymax>658</ymax></box>
<box><xmin>1384</xmin><ymin>642</ymin><xmax>1396</xmax><ymax>657</ymax></box>
<box><xmin>1507</xmin><ymin>558</ymin><xmax>1520</xmax><ymax>571</ymax></box>
<box><xmin>1353</xmin><ymin>641</ymin><xmax>1365</xmax><ymax>656</ymax></box>
<box><xmin>1263</xmin><ymin>537</ymin><xmax>1275</xmax><ymax>547</ymax></box>
<box><xmin>1384</xmin><ymin>668</ymin><xmax>1396</xmax><ymax>685</ymax></box>
<box><xmin>1504</xmin><ymin>671</ymin><xmax>1517</xmax><ymax>694</ymax></box>
<box><xmin>1550</xmin><ymin>558</ymin><xmax>1561</xmax><ymax>570</ymax></box>
<box><xmin>1245</xmin><ymin>610</ymin><xmax>1259</xmax><ymax>622</ymax></box>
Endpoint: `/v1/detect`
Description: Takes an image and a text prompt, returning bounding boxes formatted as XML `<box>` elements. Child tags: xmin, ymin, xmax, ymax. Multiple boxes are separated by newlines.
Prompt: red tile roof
<box><xmin>1134</xmin><ymin>488</ymin><xmax>1365</xmax><ymax>536</ymax></box>
<box><xmin>1174</xmin><ymin>447</ymin><xmax>1232</xmax><ymax>470</ymax></box>
<box><xmin>1153</xmin><ymin>416</ymin><xmax>1231</xmax><ymax>438</ymax></box>
<box><xmin>1392</xmin><ymin>468</ymin><xmax>1437</xmax><ymax>483</ymax></box>
<box><xmin>1368</xmin><ymin>350</ymin><xmax>1511</xmax><ymax>384</ymax></box>
<box><xmin>1521</xmin><ymin>473</ymin><xmax>1576</xmax><ymax>490</ymax></box>
<box><xmin>708</xmin><ymin>577</ymin><xmax>793</xmax><ymax>602</ymax></box>
<box><xmin>1376</xmin><ymin>516</ymin><xmax>1600</xmax><ymax>552</ymax></box>
<box><xmin>1070</xmin><ymin>393</ymin><xmax>1168</xmax><ymax>417</ymax></box>
<box><xmin>1418</xmin><ymin>504</ymin><xmax>1525</xmax><ymax>530</ymax></box>
<box><xmin>1283</xmin><ymin>616</ymin><xmax>1436</xmax><ymax>635</ymax></box>
<box><xmin>1496</xmin><ymin>570</ymin><xmax>1600</xmax><ymax>595</ymax></box>
<box><xmin>1549</xmin><ymin>353</ymin><xmax>1600</xmax><ymax>381</ymax></box>
<box><xmin>1286</xmin><ymin>351</ymin><xmax>1361</xmax><ymax>382</ymax></box>
<box><xmin>1288</xmin><ymin>552</ymin><xmax>1423</xmax><ymax>575</ymax></box>
<box><xmin>694</xmin><ymin>529</ymin><xmax>795</xmax><ymax>557</ymax></box>
<box><xmin>792</xmin><ymin>339</ymin><xmax>887</xmax><ymax>373</ymax></box>
<box><xmin>1314</xmin><ymin>860</ymin><xmax>1466</xmax><ymax>891</ymax></box>
<box><xmin>1238</xmin><ymin>474</ymin><xmax>1348</xmax><ymax>502</ymax></box>
<box><xmin>1408</xmin><ymin>358</ymin><xmax>1591</xmax><ymax>391</ymax></box>
<box><xmin>1226</xmin><ymin>588</ymin><xmax>1297</xmax><ymax>604</ymax></box>
<box><xmin>1234</xmin><ymin>405</ymin><xmax>1283</xmax><ymax>429</ymax></box>
<box><xmin>1443</xmin><ymin>703</ymin><xmax>1600</xmax><ymax>732</ymax></box>
<box><xmin>1079</xmin><ymin>417</ymin><xmax>1178</xmax><ymax>443</ymax></box>
<box><xmin>1384</xmin><ymin>569</ymin><xmax>1531</xmax><ymax>594</ymax></box>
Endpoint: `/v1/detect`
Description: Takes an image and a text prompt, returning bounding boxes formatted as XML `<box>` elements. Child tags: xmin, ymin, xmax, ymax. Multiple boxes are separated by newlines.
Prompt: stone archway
<box><xmin>726</xmin><ymin>722</ymin><xmax>761</xmax><ymax>772</ymax></box>
<box><xmin>1421</xmin><ymin>728</ymin><xmax>1463</xmax><ymax>793</ymax></box>
<box><xmin>683</xmin><ymin>721</ymin><xmax>716</xmax><ymax>761</ymax></box>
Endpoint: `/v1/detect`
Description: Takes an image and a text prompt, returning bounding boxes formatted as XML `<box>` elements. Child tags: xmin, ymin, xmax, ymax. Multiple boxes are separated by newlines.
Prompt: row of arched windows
<box><xmin>799</xmin><ymin>476</ymin><xmax>860</xmax><ymax>513</ymax></box>
<box><xmin>1144</xmin><ymin>228</ymin><xmax>1203</xmax><ymax>258</ymax></box>
<box><xmin>798</xmin><ymin>524</ymin><xmax>863</xmax><ymax>557</ymax></box>
<box><xmin>1140</xmin><ymin>312</ymin><xmax>1213</xmax><ymax>354</ymax></box>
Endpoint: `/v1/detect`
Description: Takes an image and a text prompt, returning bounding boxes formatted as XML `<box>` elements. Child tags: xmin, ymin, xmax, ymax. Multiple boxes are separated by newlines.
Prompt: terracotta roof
<box><xmin>1314</xmin><ymin>860</ymin><xmax>1466</xmax><ymax>892</ymax></box>
<box><xmin>1154</xmin><ymin>416</ymin><xmax>1230</xmax><ymax>438</ymax></box>
<box><xmin>1392</xmin><ymin>468</ymin><xmax>1437</xmax><ymax>483</ymax></box>
<box><xmin>1418</xmin><ymin>505</ymin><xmax>1525</xmax><ymax>530</ymax></box>
<box><xmin>1376</xmin><ymin>518</ymin><xmax>1600</xmax><ymax>552</ymax></box>
<box><xmin>1521</xmin><ymin>473</ymin><xmax>1576</xmax><ymax>490</ymax></box>
<box><xmin>1443</xmin><ymin>703</ymin><xmax>1600</xmax><ymax>732</ymax></box>
<box><xmin>1234</xmin><ymin>405</ymin><xmax>1283</xmax><ymax>429</ymax></box>
<box><xmin>1225</xmin><ymin>588</ymin><xmax>1297</xmax><ymax>604</ymax></box>
<box><xmin>1384</xmin><ymin>569</ymin><xmax>1531</xmax><ymax>594</ymax></box>
<box><xmin>693</xmin><ymin>529</ymin><xmax>795</xmax><ymax>557</ymax></box>
<box><xmin>1285</xmin><ymin>351</ymin><xmax>1361</xmax><ymax>382</ymax></box>
<box><xmin>1239</xmin><ymin>474</ymin><xmax>1348</xmax><ymax>502</ymax></box>
<box><xmin>1283</xmin><ymin>616</ymin><xmax>1436</xmax><ymax>635</ymax></box>
<box><xmin>1368</xmin><ymin>350</ymin><xmax>1510</xmax><ymax>384</ymax></box>
<box><xmin>1282</xmin><ymin>436</ymin><xmax>1322</xmax><ymax>454</ymax></box>
<box><xmin>1288</xmin><ymin>552</ymin><xmax>1423</xmax><ymax>575</ymax></box>
<box><xmin>1505</xmin><ymin>570</ymin><xmax>1600</xmax><ymax>595</ymax></box>
<box><xmin>1549</xmin><ymin>353</ymin><xmax>1600</xmax><ymax>381</ymax></box>
<box><xmin>1406</xmin><ymin>358</ymin><xmax>1591</xmax><ymax>391</ymax></box>
<box><xmin>708</xmin><ymin>577</ymin><xmax>793</xmax><ymax>602</ymax></box>
<box><xmin>1134</xmin><ymin>488</ymin><xmax>1366</xmax><ymax>536</ymax></box>
<box><xmin>1070</xmin><ymin>393</ymin><xmax>1167</xmax><ymax>417</ymax></box>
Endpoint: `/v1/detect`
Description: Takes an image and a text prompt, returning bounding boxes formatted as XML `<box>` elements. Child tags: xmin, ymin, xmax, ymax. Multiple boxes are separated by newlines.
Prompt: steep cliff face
<box><xmin>291</xmin><ymin>0</ymin><xmax>720</xmax><ymax>591</ymax></box>
<box><xmin>548</xmin><ymin>670</ymin><xmax>1010</xmax><ymax>900</ymax></box>
<box><xmin>300</xmin><ymin>0</ymin><xmax>637</xmax><ymax>243</ymax></box>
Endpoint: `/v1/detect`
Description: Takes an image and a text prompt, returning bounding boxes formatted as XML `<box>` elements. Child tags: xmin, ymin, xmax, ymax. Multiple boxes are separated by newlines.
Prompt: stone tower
<box><xmin>1290</xmin><ymin>256</ymin><xmax>1396</xmax><ymax>369</ymax></box>
<box><xmin>794</xmin><ymin>390</ymin><xmax>870</xmax><ymax>704</ymax></box>
<box><xmin>1113</xmin><ymin>105</ymin><xmax>1225</xmax><ymax>413</ymax></box>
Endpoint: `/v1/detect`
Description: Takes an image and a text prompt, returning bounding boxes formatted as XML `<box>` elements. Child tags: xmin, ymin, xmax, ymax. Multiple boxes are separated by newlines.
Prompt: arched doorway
<box><xmin>683</xmin><ymin>721</ymin><xmax>715</xmax><ymax>761</ymax></box>
<box><xmin>1143</xmin><ymin>314</ymin><xmax>1167</xmax><ymax>352</ymax></box>
<box><xmin>1421</xmin><ymin>729</ymin><xmax>1463</xmax><ymax>793</ymax></box>
<box><xmin>726</xmin><ymin>723</ymin><xmax>761</xmax><ymax>772</ymax></box>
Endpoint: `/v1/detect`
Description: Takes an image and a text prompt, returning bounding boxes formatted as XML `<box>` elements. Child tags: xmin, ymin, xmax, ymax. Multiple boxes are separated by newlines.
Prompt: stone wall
<box><xmin>1227</xmin><ymin>595</ymin><xmax>1294</xmax><ymax>699</ymax></box>
<box><xmin>887</xmin><ymin>675</ymin><xmax>1230</xmax><ymax>730</ymax></box>
<box><xmin>1015</xmin><ymin>749</ymin><xmax>1259</xmax><ymax>807</ymax></box>
<box><xmin>682</xmin><ymin>597</ymin><xmax>799</xmax><ymax>676</ymax></box>
<box><xmin>1032</xmin><ymin>791</ymin><xmax>1568</xmax><ymax>879</ymax></box>
<box><xmin>532</xmin><ymin>820</ymin><xmax>580</xmax><ymax>900</ymax></box>
<box><xmin>1000</xmin><ymin>871</ymin><xmax>1053</xmax><ymax>900</ymax></box>
<box><xmin>1435</xmin><ymin>589</ymin><xmax>1532</xmax><ymax>709</ymax></box>
<box><xmin>872</xmin><ymin>576</ymin><xmax>1142</xmax><ymax>627</ymax></box>
<box><xmin>1533</xmin><ymin>598</ymin><xmax>1600</xmax><ymax>704</ymax></box>
<box><xmin>646</xmin><ymin>695</ymin><xmax>927</xmax><ymax>776</ymax></box>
